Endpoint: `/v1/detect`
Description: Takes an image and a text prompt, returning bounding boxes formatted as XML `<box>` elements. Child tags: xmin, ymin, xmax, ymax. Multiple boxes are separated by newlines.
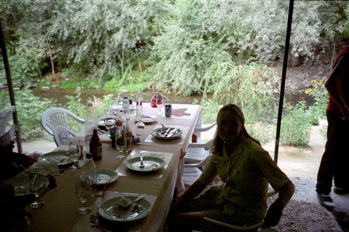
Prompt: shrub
<box><xmin>305</xmin><ymin>79</ymin><xmax>328</xmax><ymax>125</ymax></box>
<box><xmin>280</xmin><ymin>101</ymin><xmax>312</xmax><ymax>146</ymax></box>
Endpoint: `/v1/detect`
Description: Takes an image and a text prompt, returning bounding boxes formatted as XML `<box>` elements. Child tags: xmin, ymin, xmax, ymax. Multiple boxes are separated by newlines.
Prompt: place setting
<box><xmin>71</xmin><ymin>191</ymin><xmax>156</xmax><ymax>232</ymax></box>
<box><xmin>134</xmin><ymin>115</ymin><xmax>158</xmax><ymax>124</ymax></box>
<box><xmin>144</xmin><ymin>124</ymin><xmax>189</xmax><ymax>145</ymax></box>
<box><xmin>115</xmin><ymin>150</ymin><xmax>172</xmax><ymax>178</ymax></box>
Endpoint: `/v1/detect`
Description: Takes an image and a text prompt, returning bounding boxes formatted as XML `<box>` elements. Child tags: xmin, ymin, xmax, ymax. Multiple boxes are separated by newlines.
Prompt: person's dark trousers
<box><xmin>316</xmin><ymin>110</ymin><xmax>349</xmax><ymax>195</ymax></box>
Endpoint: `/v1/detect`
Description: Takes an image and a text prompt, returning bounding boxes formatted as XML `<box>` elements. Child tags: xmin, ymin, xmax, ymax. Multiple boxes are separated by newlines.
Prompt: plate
<box><xmin>94</xmin><ymin>169</ymin><xmax>119</xmax><ymax>185</ymax></box>
<box><xmin>39</xmin><ymin>150</ymin><xmax>74</xmax><ymax>167</ymax></box>
<box><xmin>125</xmin><ymin>156</ymin><xmax>166</xmax><ymax>172</ymax></box>
<box><xmin>134</xmin><ymin>116</ymin><xmax>157</xmax><ymax>124</ymax></box>
<box><xmin>99</xmin><ymin>196</ymin><xmax>152</xmax><ymax>222</ymax></box>
<box><xmin>151</xmin><ymin>127</ymin><xmax>182</xmax><ymax>140</ymax></box>
<box><xmin>110</xmin><ymin>104</ymin><xmax>135</xmax><ymax>112</ymax></box>
<box><xmin>4</xmin><ymin>175</ymin><xmax>48</xmax><ymax>196</ymax></box>
<box><xmin>98</xmin><ymin>118</ymin><xmax>116</xmax><ymax>127</ymax></box>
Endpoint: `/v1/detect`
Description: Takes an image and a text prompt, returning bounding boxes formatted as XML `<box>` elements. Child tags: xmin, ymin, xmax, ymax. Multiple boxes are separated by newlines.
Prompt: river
<box><xmin>31</xmin><ymin>88</ymin><xmax>204</xmax><ymax>106</ymax></box>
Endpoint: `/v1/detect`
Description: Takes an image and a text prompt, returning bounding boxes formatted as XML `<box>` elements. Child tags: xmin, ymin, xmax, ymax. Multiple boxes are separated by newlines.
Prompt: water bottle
<box><xmin>84</xmin><ymin>103</ymin><xmax>97</xmax><ymax>152</ymax></box>
<box><xmin>136</xmin><ymin>89</ymin><xmax>143</xmax><ymax>119</ymax></box>
<box><xmin>125</xmin><ymin>118</ymin><xmax>133</xmax><ymax>153</ymax></box>
<box><xmin>115</xmin><ymin>109</ymin><xmax>123</xmax><ymax>132</ymax></box>
<box><xmin>122</xmin><ymin>96</ymin><xmax>130</xmax><ymax>116</ymax></box>
<box><xmin>80</xmin><ymin>152</ymin><xmax>96</xmax><ymax>196</ymax></box>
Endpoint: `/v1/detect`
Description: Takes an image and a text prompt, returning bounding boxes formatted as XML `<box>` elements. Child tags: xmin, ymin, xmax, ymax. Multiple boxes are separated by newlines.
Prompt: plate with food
<box><xmin>151</xmin><ymin>127</ymin><xmax>182</xmax><ymax>140</ymax></box>
<box><xmin>99</xmin><ymin>196</ymin><xmax>152</xmax><ymax>222</ymax></box>
<box><xmin>94</xmin><ymin>169</ymin><xmax>119</xmax><ymax>185</ymax></box>
<box><xmin>38</xmin><ymin>150</ymin><xmax>74</xmax><ymax>167</ymax></box>
<box><xmin>125</xmin><ymin>156</ymin><xmax>166</xmax><ymax>172</ymax></box>
<box><xmin>134</xmin><ymin>115</ymin><xmax>157</xmax><ymax>124</ymax></box>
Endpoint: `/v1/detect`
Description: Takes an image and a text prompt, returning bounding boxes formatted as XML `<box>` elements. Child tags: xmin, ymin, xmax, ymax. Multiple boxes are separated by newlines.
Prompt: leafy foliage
<box><xmin>1</xmin><ymin>0</ymin><xmax>349</xmax><ymax>146</ymax></box>
<box><xmin>0</xmin><ymin>89</ymin><xmax>55</xmax><ymax>141</ymax></box>
<box><xmin>280</xmin><ymin>101</ymin><xmax>312</xmax><ymax>146</ymax></box>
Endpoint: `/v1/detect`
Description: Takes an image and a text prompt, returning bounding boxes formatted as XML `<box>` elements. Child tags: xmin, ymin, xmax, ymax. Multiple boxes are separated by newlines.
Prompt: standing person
<box><xmin>168</xmin><ymin>104</ymin><xmax>294</xmax><ymax>231</ymax></box>
<box><xmin>316</xmin><ymin>46</ymin><xmax>349</xmax><ymax>209</ymax></box>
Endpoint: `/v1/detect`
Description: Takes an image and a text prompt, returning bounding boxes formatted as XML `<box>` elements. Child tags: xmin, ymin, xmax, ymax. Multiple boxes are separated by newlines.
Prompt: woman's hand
<box><xmin>262</xmin><ymin>200</ymin><xmax>283</xmax><ymax>228</ymax></box>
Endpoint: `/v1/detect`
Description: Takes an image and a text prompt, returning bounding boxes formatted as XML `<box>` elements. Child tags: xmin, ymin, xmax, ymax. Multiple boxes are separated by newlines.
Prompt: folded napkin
<box><xmin>150</xmin><ymin>91</ymin><xmax>168</xmax><ymax>108</ymax></box>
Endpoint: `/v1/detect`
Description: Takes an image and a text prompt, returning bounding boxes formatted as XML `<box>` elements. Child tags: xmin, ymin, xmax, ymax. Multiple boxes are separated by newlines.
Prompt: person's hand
<box><xmin>262</xmin><ymin>200</ymin><xmax>284</xmax><ymax>228</ymax></box>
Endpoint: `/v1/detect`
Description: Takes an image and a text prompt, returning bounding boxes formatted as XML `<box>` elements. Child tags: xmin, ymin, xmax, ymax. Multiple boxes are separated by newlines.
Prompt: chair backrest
<box><xmin>53</xmin><ymin>125</ymin><xmax>76</xmax><ymax>146</ymax></box>
<box><xmin>0</xmin><ymin>106</ymin><xmax>16</xmax><ymax>147</ymax></box>
<box><xmin>41</xmin><ymin>107</ymin><xmax>84</xmax><ymax>136</ymax></box>
<box><xmin>0</xmin><ymin>106</ymin><xmax>16</xmax><ymax>137</ymax></box>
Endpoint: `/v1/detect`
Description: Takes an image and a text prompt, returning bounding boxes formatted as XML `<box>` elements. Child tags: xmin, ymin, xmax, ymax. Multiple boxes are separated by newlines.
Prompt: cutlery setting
<box><xmin>158</xmin><ymin>127</ymin><xmax>179</xmax><ymax>137</ymax></box>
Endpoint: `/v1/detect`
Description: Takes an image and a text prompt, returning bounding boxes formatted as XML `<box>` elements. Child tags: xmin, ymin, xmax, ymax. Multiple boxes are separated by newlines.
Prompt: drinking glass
<box><xmin>68</xmin><ymin>142</ymin><xmax>82</xmax><ymax>171</ymax></box>
<box><xmin>135</xmin><ymin>119</ymin><xmax>145</xmax><ymax>141</ymax></box>
<box><xmin>116</xmin><ymin>130</ymin><xmax>126</xmax><ymax>160</ymax></box>
<box><xmin>104</xmin><ymin>118</ymin><xmax>115</xmax><ymax>133</ymax></box>
<box><xmin>75</xmin><ymin>172</ymin><xmax>92</xmax><ymax>214</ymax></box>
<box><xmin>29</xmin><ymin>173</ymin><xmax>47</xmax><ymax>208</ymax></box>
<box><xmin>156</xmin><ymin>94</ymin><xmax>164</xmax><ymax>115</ymax></box>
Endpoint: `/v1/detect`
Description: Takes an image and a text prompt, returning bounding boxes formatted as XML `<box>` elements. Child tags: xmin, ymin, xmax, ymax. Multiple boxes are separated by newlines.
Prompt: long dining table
<box><xmin>25</xmin><ymin>103</ymin><xmax>202</xmax><ymax>232</ymax></box>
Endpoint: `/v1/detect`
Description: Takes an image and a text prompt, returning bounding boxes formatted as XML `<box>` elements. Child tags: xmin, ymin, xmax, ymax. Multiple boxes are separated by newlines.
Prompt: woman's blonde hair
<box><xmin>211</xmin><ymin>104</ymin><xmax>260</xmax><ymax>155</ymax></box>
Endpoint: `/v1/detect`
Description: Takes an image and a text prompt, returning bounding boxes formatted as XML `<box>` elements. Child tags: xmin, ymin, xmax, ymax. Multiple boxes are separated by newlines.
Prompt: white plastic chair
<box><xmin>184</xmin><ymin>139</ymin><xmax>213</xmax><ymax>168</ymax></box>
<box><xmin>182</xmin><ymin>141</ymin><xmax>212</xmax><ymax>188</ymax></box>
<box><xmin>202</xmin><ymin>189</ymin><xmax>277</xmax><ymax>232</ymax></box>
<box><xmin>41</xmin><ymin>107</ymin><xmax>84</xmax><ymax>137</ymax></box>
<box><xmin>182</xmin><ymin>123</ymin><xmax>215</xmax><ymax>187</ymax></box>
<box><xmin>192</xmin><ymin>122</ymin><xmax>216</xmax><ymax>143</ymax></box>
<box><xmin>0</xmin><ymin>106</ymin><xmax>16</xmax><ymax>136</ymax></box>
<box><xmin>53</xmin><ymin>125</ymin><xmax>76</xmax><ymax>146</ymax></box>
<box><xmin>0</xmin><ymin>106</ymin><xmax>16</xmax><ymax>146</ymax></box>
<box><xmin>182</xmin><ymin>154</ymin><xmax>212</xmax><ymax>188</ymax></box>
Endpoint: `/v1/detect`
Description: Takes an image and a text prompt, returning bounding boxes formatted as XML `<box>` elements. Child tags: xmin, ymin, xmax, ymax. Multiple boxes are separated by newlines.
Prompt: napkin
<box><xmin>150</xmin><ymin>91</ymin><xmax>168</xmax><ymax>108</ymax></box>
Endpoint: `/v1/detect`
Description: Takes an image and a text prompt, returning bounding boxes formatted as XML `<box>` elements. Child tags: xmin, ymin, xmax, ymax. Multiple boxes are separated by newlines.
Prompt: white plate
<box><xmin>134</xmin><ymin>116</ymin><xmax>157</xmax><ymax>124</ymax></box>
<box><xmin>98</xmin><ymin>118</ymin><xmax>116</xmax><ymax>127</ymax></box>
<box><xmin>151</xmin><ymin>127</ymin><xmax>182</xmax><ymax>140</ymax></box>
<box><xmin>94</xmin><ymin>169</ymin><xmax>119</xmax><ymax>185</ymax></box>
<box><xmin>125</xmin><ymin>156</ymin><xmax>166</xmax><ymax>172</ymax></box>
<box><xmin>110</xmin><ymin>104</ymin><xmax>135</xmax><ymax>111</ymax></box>
<box><xmin>99</xmin><ymin>196</ymin><xmax>152</xmax><ymax>222</ymax></box>
<box><xmin>39</xmin><ymin>151</ymin><xmax>74</xmax><ymax>167</ymax></box>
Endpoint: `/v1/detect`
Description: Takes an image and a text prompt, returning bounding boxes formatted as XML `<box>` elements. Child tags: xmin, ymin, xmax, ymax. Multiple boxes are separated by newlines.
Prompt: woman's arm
<box><xmin>262</xmin><ymin>181</ymin><xmax>295</xmax><ymax>228</ymax></box>
<box><xmin>171</xmin><ymin>180</ymin><xmax>207</xmax><ymax>214</ymax></box>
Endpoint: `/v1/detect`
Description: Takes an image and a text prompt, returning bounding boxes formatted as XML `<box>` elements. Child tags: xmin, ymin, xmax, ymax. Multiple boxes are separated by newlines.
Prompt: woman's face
<box><xmin>217</xmin><ymin>110</ymin><xmax>243</xmax><ymax>144</ymax></box>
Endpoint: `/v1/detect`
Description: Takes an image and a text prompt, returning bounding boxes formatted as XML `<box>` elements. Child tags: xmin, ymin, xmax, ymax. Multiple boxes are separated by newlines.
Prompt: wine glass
<box><xmin>75</xmin><ymin>172</ymin><xmax>92</xmax><ymax>214</ymax></box>
<box><xmin>104</xmin><ymin>118</ymin><xmax>115</xmax><ymax>133</ymax></box>
<box><xmin>156</xmin><ymin>94</ymin><xmax>164</xmax><ymax>115</ymax></box>
<box><xmin>116</xmin><ymin>130</ymin><xmax>126</xmax><ymax>160</ymax></box>
<box><xmin>29</xmin><ymin>173</ymin><xmax>47</xmax><ymax>208</ymax></box>
<box><xmin>135</xmin><ymin>118</ymin><xmax>145</xmax><ymax>141</ymax></box>
<box><xmin>68</xmin><ymin>142</ymin><xmax>82</xmax><ymax>171</ymax></box>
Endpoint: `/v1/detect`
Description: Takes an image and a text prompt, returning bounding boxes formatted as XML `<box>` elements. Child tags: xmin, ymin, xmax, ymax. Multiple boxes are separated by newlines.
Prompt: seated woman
<box><xmin>168</xmin><ymin>104</ymin><xmax>295</xmax><ymax>231</ymax></box>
